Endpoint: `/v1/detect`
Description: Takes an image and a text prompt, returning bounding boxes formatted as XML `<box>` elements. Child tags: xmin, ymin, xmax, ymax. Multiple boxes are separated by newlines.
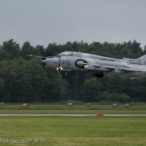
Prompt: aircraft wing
<box><xmin>84</xmin><ymin>64</ymin><xmax>114</xmax><ymax>72</ymax></box>
<box><xmin>85</xmin><ymin>64</ymin><xmax>146</xmax><ymax>73</ymax></box>
<box><xmin>93</xmin><ymin>64</ymin><xmax>114</xmax><ymax>72</ymax></box>
<box><xmin>119</xmin><ymin>67</ymin><xmax>146</xmax><ymax>72</ymax></box>
<box><xmin>116</xmin><ymin>64</ymin><xmax>146</xmax><ymax>72</ymax></box>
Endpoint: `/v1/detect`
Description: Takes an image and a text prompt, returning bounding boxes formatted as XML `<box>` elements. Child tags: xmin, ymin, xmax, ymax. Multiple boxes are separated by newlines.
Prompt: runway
<box><xmin>0</xmin><ymin>114</ymin><xmax>146</xmax><ymax>117</ymax></box>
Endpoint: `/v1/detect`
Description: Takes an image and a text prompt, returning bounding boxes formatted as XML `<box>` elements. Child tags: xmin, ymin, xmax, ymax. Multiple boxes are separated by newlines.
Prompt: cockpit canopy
<box><xmin>57</xmin><ymin>51</ymin><xmax>74</xmax><ymax>57</ymax></box>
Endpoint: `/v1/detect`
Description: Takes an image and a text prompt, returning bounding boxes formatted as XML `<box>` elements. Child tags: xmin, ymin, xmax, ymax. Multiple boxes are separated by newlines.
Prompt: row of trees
<box><xmin>0</xmin><ymin>39</ymin><xmax>146</xmax><ymax>103</ymax></box>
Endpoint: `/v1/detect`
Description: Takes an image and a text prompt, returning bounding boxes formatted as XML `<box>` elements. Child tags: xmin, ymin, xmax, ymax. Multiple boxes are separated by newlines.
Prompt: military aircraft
<box><xmin>39</xmin><ymin>51</ymin><xmax>146</xmax><ymax>79</ymax></box>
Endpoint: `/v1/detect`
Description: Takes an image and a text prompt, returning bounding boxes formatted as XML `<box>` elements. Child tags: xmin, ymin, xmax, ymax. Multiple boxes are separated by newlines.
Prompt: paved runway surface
<box><xmin>0</xmin><ymin>114</ymin><xmax>146</xmax><ymax>117</ymax></box>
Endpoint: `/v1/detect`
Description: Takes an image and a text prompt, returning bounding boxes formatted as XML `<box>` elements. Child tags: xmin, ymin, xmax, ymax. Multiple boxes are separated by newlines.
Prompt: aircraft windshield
<box><xmin>57</xmin><ymin>51</ymin><xmax>73</xmax><ymax>57</ymax></box>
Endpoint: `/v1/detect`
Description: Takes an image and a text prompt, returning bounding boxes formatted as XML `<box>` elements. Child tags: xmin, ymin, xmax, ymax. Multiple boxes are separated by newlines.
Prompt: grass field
<box><xmin>0</xmin><ymin>116</ymin><xmax>146</xmax><ymax>146</ymax></box>
<box><xmin>0</xmin><ymin>104</ymin><xmax>146</xmax><ymax>146</ymax></box>
<box><xmin>0</xmin><ymin>103</ymin><xmax>146</xmax><ymax>114</ymax></box>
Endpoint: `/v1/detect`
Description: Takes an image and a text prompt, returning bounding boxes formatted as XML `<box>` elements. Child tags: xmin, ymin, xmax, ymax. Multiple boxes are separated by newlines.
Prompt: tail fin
<box><xmin>133</xmin><ymin>55</ymin><xmax>146</xmax><ymax>65</ymax></box>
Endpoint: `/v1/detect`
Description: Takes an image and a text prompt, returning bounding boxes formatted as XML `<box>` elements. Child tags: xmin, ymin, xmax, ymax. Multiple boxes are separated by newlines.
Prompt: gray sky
<box><xmin>0</xmin><ymin>0</ymin><xmax>146</xmax><ymax>47</ymax></box>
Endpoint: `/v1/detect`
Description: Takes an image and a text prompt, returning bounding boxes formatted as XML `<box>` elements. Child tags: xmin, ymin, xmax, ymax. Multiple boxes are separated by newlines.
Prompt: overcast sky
<box><xmin>0</xmin><ymin>0</ymin><xmax>146</xmax><ymax>47</ymax></box>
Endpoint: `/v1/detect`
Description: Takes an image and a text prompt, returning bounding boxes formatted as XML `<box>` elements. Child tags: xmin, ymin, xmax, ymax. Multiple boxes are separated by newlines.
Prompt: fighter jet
<box><xmin>41</xmin><ymin>51</ymin><xmax>146</xmax><ymax>79</ymax></box>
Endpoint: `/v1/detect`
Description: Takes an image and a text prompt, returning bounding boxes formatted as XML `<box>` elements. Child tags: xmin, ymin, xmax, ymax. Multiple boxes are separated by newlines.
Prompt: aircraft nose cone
<box><xmin>45</xmin><ymin>57</ymin><xmax>59</xmax><ymax>68</ymax></box>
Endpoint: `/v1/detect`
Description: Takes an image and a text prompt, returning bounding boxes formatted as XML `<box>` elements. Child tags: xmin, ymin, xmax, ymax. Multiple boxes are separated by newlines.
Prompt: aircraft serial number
<box><xmin>61</xmin><ymin>60</ymin><xmax>70</xmax><ymax>65</ymax></box>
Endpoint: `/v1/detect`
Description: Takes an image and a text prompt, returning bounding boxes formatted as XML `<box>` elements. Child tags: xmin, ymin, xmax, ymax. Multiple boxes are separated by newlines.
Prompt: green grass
<box><xmin>0</xmin><ymin>117</ymin><xmax>146</xmax><ymax>146</ymax></box>
<box><xmin>0</xmin><ymin>104</ymin><xmax>145</xmax><ymax>145</ymax></box>
<box><xmin>0</xmin><ymin>109</ymin><xmax>146</xmax><ymax>114</ymax></box>
<box><xmin>0</xmin><ymin>104</ymin><xmax>146</xmax><ymax>114</ymax></box>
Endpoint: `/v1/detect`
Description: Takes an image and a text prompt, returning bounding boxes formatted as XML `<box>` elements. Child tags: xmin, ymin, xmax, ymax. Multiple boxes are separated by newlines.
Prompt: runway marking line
<box><xmin>0</xmin><ymin>114</ymin><xmax>146</xmax><ymax>117</ymax></box>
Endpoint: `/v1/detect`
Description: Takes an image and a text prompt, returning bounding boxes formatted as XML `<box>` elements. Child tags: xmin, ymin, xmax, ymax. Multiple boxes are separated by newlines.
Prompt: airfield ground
<box><xmin>0</xmin><ymin>104</ymin><xmax>146</xmax><ymax>146</ymax></box>
<box><xmin>0</xmin><ymin>117</ymin><xmax>146</xmax><ymax>146</ymax></box>
<box><xmin>0</xmin><ymin>103</ymin><xmax>146</xmax><ymax>114</ymax></box>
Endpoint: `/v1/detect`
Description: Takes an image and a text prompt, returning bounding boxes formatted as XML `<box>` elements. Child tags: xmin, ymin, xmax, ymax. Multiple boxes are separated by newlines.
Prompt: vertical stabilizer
<box><xmin>134</xmin><ymin>55</ymin><xmax>146</xmax><ymax>65</ymax></box>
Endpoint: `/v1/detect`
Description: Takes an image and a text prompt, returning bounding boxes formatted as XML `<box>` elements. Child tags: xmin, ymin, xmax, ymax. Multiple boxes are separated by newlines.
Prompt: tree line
<box><xmin>0</xmin><ymin>39</ymin><xmax>146</xmax><ymax>103</ymax></box>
